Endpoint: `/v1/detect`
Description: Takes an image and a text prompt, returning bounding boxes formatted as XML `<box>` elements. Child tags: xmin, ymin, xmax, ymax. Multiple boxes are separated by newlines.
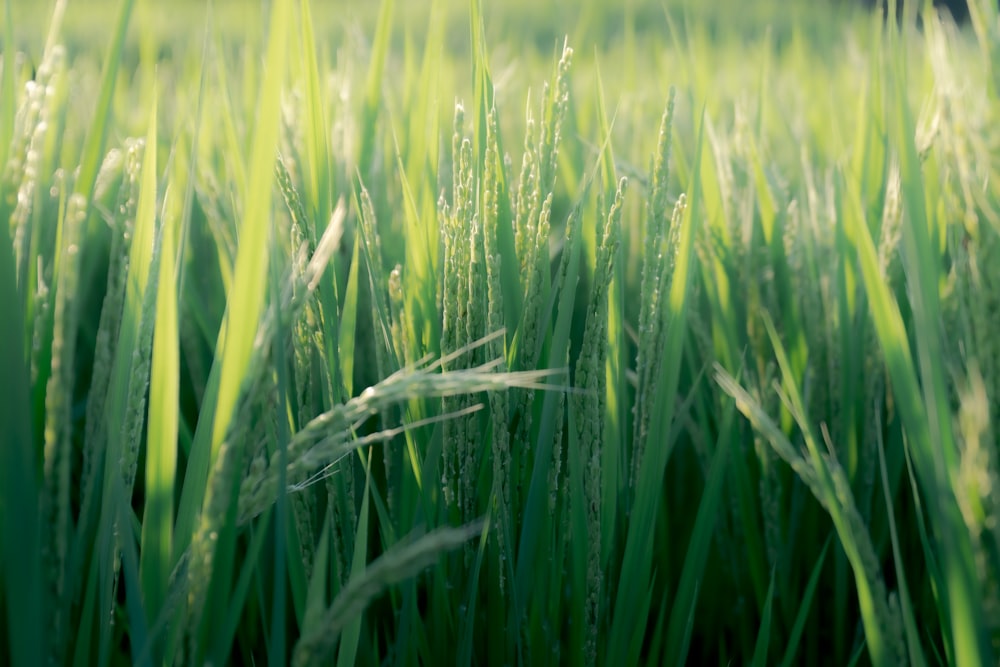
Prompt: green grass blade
<box><xmin>295</xmin><ymin>520</ymin><xmax>484</xmax><ymax>667</ymax></box>
<box><xmin>139</xmin><ymin>92</ymin><xmax>177</xmax><ymax>634</ymax></box>
<box><xmin>0</xmin><ymin>132</ymin><xmax>43</xmax><ymax>667</ymax></box>
<box><xmin>339</xmin><ymin>228</ymin><xmax>362</xmax><ymax>397</ymax></box>
<box><xmin>173</xmin><ymin>0</ymin><xmax>290</xmax><ymax>559</ymax></box>
<box><xmin>74</xmin><ymin>0</ymin><xmax>135</xmax><ymax>205</ymax></box>
<box><xmin>457</xmin><ymin>507</ymin><xmax>492</xmax><ymax>667</ymax></box>
<box><xmin>888</xmin><ymin>36</ymin><xmax>988</xmax><ymax>662</ymax></box>
<box><xmin>780</xmin><ymin>537</ymin><xmax>831</xmax><ymax>667</ymax></box>
<box><xmin>117</xmin><ymin>479</ymin><xmax>149</xmax><ymax>666</ymax></box>
<box><xmin>297</xmin><ymin>0</ymin><xmax>334</xmax><ymax>234</ymax></box>
<box><xmin>566</xmin><ymin>400</ymin><xmax>589</xmax><ymax>666</ymax></box>
<box><xmin>876</xmin><ymin>410</ymin><xmax>927</xmax><ymax>667</ymax></box>
<box><xmin>209</xmin><ymin>509</ymin><xmax>273</xmax><ymax>665</ymax></box>
<box><xmin>302</xmin><ymin>505</ymin><xmax>331</xmax><ymax>635</ymax></box>
<box><xmin>469</xmin><ymin>0</ymin><xmax>522</xmax><ymax>326</ymax></box>
<box><xmin>513</xmin><ymin>202</ymin><xmax>582</xmax><ymax>617</ymax></box>
<box><xmin>842</xmin><ymin>148</ymin><xmax>981</xmax><ymax>662</ymax></box>
<box><xmin>208</xmin><ymin>0</ymin><xmax>289</xmax><ymax>462</ymax></box>
<box><xmin>609</xmin><ymin>104</ymin><xmax>703</xmax><ymax>666</ymax></box>
<box><xmin>662</xmin><ymin>391</ymin><xmax>734</xmax><ymax>664</ymax></box>
<box><xmin>358</xmin><ymin>0</ymin><xmax>393</xmax><ymax>177</ymax></box>
<box><xmin>750</xmin><ymin>572</ymin><xmax>777</xmax><ymax>667</ymax></box>
<box><xmin>268</xmin><ymin>229</ymin><xmax>293</xmax><ymax>667</ymax></box>
<box><xmin>336</xmin><ymin>451</ymin><xmax>373</xmax><ymax>667</ymax></box>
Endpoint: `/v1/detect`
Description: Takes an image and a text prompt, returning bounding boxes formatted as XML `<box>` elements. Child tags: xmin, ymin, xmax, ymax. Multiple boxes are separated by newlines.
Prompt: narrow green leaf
<box><xmin>780</xmin><ymin>538</ymin><xmax>831</xmax><ymax>667</ymax></box>
<box><xmin>140</xmin><ymin>92</ymin><xmax>177</xmax><ymax>628</ymax></box>
<box><xmin>75</xmin><ymin>0</ymin><xmax>135</xmax><ymax>205</ymax></box>
<box><xmin>610</xmin><ymin>105</ymin><xmax>703</xmax><ymax>665</ymax></box>
<box><xmin>174</xmin><ymin>0</ymin><xmax>291</xmax><ymax>562</ymax></box>
<box><xmin>0</xmin><ymin>115</ymin><xmax>42</xmax><ymax>667</ymax></box>
<box><xmin>336</xmin><ymin>451</ymin><xmax>373</xmax><ymax>667</ymax></box>
<box><xmin>663</xmin><ymin>393</ymin><xmax>734</xmax><ymax>664</ymax></box>
<box><xmin>750</xmin><ymin>573</ymin><xmax>777</xmax><ymax>667</ymax></box>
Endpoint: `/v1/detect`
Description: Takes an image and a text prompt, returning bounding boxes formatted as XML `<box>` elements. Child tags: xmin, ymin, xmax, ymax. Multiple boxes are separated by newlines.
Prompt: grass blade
<box><xmin>0</xmin><ymin>123</ymin><xmax>42</xmax><ymax>667</ymax></box>
<box><xmin>751</xmin><ymin>573</ymin><xmax>777</xmax><ymax>667</ymax></box>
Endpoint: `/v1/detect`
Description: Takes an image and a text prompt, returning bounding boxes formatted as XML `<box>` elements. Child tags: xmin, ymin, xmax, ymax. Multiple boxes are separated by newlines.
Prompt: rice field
<box><xmin>3</xmin><ymin>0</ymin><xmax>1000</xmax><ymax>664</ymax></box>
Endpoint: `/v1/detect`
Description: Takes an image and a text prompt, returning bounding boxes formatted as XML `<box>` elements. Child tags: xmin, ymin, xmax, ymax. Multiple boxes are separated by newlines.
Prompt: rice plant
<box><xmin>3</xmin><ymin>0</ymin><xmax>1000</xmax><ymax>664</ymax></box>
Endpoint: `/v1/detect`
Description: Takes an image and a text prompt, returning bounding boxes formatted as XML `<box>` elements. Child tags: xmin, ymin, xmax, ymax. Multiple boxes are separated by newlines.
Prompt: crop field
<box><xmin>3</xmin><ymin>0</ymin><xmax>1000</xmax><ymax>664</ymax></box>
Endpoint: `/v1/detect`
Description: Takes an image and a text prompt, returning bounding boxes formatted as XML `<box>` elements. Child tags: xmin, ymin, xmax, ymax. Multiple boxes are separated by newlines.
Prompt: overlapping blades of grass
<box><xmin>6</xmin><ymin>1</ymin><xmax>1000</xmax><ymax>665</ymax></box>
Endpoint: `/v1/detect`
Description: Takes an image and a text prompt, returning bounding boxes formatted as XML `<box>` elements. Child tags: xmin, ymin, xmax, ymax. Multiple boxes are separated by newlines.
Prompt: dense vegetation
<box><xmin>3</xmin><ymin>0</ymin><xmax>1000</xmax><ymax>664</ymax></box>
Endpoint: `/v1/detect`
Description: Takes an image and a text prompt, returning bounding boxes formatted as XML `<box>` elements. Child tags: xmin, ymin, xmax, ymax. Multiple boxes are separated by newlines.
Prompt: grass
<box><xmin>3</xmin><ymin>0</ymin><xmax>1000</xmax><ymax>664</ymax></box>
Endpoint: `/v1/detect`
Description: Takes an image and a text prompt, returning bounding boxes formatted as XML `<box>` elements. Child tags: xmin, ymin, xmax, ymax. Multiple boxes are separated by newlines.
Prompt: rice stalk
<box><xmin>39</xmin><ymin>190</ymin><xmax>86</xmax><ymax>664</ymax></box>
<box><xmin>440</xmin><ymin>102</ymin><xmax>474</xmax><ymax>514</ymax></box>
<box><xmin>291</xmin><ymin>522</ymin><xmax>484</xmax><ymax>667</ymax></box>
<box><xmin>954</xmin><ymin>366</ymin><xmax>1000</xmax><ymax>654</ymax></box>
<box><xmin>482</xmin><ymin>106</ymin><xmax>513</xmax><ymax>581</ymax></box>
<box><xmin>631</xmin><ymin>90</ymin><xmax>677</xmax><ymax>491</ymax></box>
<box><xmin>572</xmin><ymin>176</ymin><xmax>625</xmax><ymax>666</ymax></box>
<box><xmin>239</xmin><ymin>345</ymin><xmax>560</xmax><ymax>524</ymax></box>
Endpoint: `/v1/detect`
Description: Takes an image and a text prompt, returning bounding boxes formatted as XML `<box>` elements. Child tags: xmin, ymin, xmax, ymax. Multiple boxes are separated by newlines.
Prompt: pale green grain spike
<box><xmin>9</xmin><ymin>76</ymin><xmax>49</xmax><ymax>290</ymax></box>
<box><xmin>275</xmin><ymin>154</ymin><xmax>312</xmax><ymax>252</ymax></box>
<box><xmin>514</xmin><ymin>107</ymin><xmax>538</xmax><ymax>265</ymax></box>
<box><xmin>39</xmin><ymin>190</ymin><xmax>86</xmax><ymax>664</ymax></box>
<box><xmin>441</xmin><ymin>104</ymin><xmax>470</xmax><ymax>513</ymax></box>
<box><xmin>14</xmin><ymin>67</ymin><xmax>61</xmax><ymax>393</ymax></box>
<box><xmin>538</xmin><ymin>42</ymin><xmax>572</xmax><ymax>195</ymax></box>
<box><xmin>355</xmin><ymin>186</ymin><xmax>395</xmax><ymax>373</ymax></box>
<box><xmin>443</xmin><ymin>121</ymin><xmax>480</xmax><ymax>518</ymax></box>
<box><xmin>453</xmin><ymin>108</ymin><xmax>501</xmax><ymax>523</ymax></box>
<box><xmin>506</xmin><ymin>46</ymin><xmax>572</xmax><ymax>461</ymax></box>
<box><xmin>451</xmin><ymin>103</ymin><xmax>466</xmax><ymax>212</ymax></box>
<box><xmin>20</xmin><ymin>47</ymin><xmax>67</xmax><ymax>347</ymax></box>
<box><xmin>509</xmin><ymin>190</ymin><xmax>553</xmax><ymax>504</ymax></box>
<box><xmin>487</xmin><ymin>250</ymin><xmax>511</xmax><ymax>583</ymax></box>
<box><xmin>526</xmin><ymin>191</ymin><xmax>552</xmax><ymax>359</ymax></box>
<box><xmin>631</xmin><ymin>92</ymin><xmax>676</xmax><ymax>490</ymax></box>
<box><xmin>80</xmin><ymin>145</ymin><xmax>135</xmax><ymax>509</ymax></box>
<box><xmin>355</xmin><ymin>185</ymin><xmax>403</xmax><ymax>516</ymax></box>
<box><xmin>644</xmin><ymin>88</ymin><xmax>677</xmax><ymax>283</ymax></box>
<box><xmin>64</xmin><ymin>130</ymin><xmax>137</xmax><ymax>667</ymax></box>
<box><xmin>120</xmin><ymin>127</ymin><xmax>162</xmax><ymax>504</ymax></box>
<box><xmin>438</xmin><ymin>204</ymin><xmax>458</xmax><ymax>507</ymax></box>
<box><xmin>388</xmin><ymin>264</ymin><xmax>409</xmax><ymax>368</ymax></box>
<box><xmin>515</xmin><ymin>42</ymin><xmax>571</xmax><ymax>377</ymax></box>
<box><xmin>460</xmin><ymin>214</ymin><xmax>486</xmax><ymax>521</ymax></box>
<box><xmin>572</xmin><ymin>176</ymin><xmax>625</xmax><ymax>666</ymax></box>
<box><xmin>385</xmin><ymin>263</ymin><xmax>408</xmax><ymax>515</ymax></box>
<box><xmin>236</xmin><ymin>356</ymin><xmax>556</xmax><ymax>525</ymax></box>
<box><xmin>632</xmin><ymin>192</ymin><xmax>684</xmax><ymax>490</ymax></box>
<box><xmin>94</xmin><ymin>99</ymin><xmax>161</xmax><ymax>664</ymax></box>
<box><xmin>483</xmin><ymin>106</ymin><xmax>511</xmax><ymax>568</ymax></box>
<box><xmin>552</xmin><ymin>343</ymin><xmax>569</xmax><ymax>533</ymax></box>
<box><xmin>279</xmin><ymin>154</ymin><xmax>324</xmax><ymax>582</ymax></box>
